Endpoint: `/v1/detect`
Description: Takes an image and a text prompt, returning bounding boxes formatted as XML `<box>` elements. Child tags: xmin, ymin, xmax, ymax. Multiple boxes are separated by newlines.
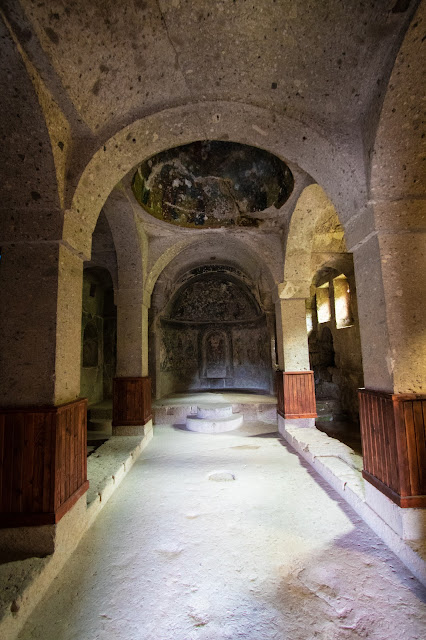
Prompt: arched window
<box><xmin>333</xmin><ymin>275</ymin><xmax>353</xmax><ymax>329</ymax></box>
<box><xmin>316</xmin><ymin>283</ymin><xmax>331</xmax><ymax>324</ymax></box>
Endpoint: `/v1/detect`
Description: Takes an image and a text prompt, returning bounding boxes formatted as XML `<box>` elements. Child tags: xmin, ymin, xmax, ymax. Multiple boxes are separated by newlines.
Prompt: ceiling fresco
<box><xmin>131</xmin><ymin>141</ymin><xmax>294</xmax><ymax>229</ymax></box>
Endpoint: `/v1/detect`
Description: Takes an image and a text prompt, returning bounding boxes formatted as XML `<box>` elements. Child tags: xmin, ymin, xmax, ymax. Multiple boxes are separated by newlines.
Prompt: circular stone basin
<box><xmin>186</xmin><ymin>404</ymin><xmax>243</xmax><ymax>433</ymax></box>
<box><xmin>197</xmin><ymin>403</ymin><xmax>233</xmax><ymax>419</ymax></box>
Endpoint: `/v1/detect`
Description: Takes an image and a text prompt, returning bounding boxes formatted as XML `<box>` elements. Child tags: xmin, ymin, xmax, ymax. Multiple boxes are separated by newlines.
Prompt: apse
<box><xmin>153</xmin><ymin>266</ymin><xmax>273</xmax><ymax>396</ymax></box>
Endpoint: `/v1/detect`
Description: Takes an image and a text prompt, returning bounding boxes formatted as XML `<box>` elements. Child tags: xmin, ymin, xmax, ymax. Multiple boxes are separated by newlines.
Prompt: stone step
<box><xmin>186</xmin><ymin>413</ymin><xmax>243</xmax><ymax>433</ymax></box>
<box><xmin>197</xmin><ymin>403</ymin><xmax>233</xmax><ymax>419</ymax></box>
<box><xmin>87</xmin><ymin>418</ymin><xmax>112</xmax><ymax>434</ymax></box>
<box><xmin>88</xmin><ymin>404</ymin><xmax>113</xmax><ymax>420</ymax></box>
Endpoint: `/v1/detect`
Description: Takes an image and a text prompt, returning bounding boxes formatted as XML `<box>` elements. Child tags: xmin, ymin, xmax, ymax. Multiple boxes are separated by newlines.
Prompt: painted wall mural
<box><xmin>132</xmin><ymin>140</ymin><xmax>294</xmax><ymax>229</ymax></box>
<box><xmin>157</xmin><ymin>271</ymin><xmax>272</xmax><ymax>394</ymax></box>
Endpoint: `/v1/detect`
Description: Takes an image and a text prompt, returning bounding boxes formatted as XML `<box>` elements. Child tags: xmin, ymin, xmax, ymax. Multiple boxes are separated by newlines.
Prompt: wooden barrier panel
<box><xmin>0</xmin><ymin>398</ymin><xmax>88</xmax><ymax>527</ymax></box>
<box><xmin>276</xmin><ymin>370</ymin><xmax>317</xmax><ymax>419</ymax></box>
<box><xmin>359</xmin><ymin>389</ymin><xmax>426</xmax><ymax>508</ymax></box>
<box><xmin>113</xmin><ymin>377</ymin><xmax>152</xmax><ymax>426</ymax></box>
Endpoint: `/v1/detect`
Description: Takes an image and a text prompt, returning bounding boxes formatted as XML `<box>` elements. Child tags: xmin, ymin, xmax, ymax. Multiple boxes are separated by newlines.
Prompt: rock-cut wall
<box><xmin>155</xmin><ymin>271</ymin><xmax>272</xmax><ymax>396</ymax></box>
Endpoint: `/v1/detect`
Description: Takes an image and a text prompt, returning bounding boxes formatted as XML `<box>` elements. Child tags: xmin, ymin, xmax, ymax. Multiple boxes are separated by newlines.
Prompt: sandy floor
<box><xmin>17</xmin><ymin>423</ymin><xmax>426</xmax><ymax>640</ymax></box>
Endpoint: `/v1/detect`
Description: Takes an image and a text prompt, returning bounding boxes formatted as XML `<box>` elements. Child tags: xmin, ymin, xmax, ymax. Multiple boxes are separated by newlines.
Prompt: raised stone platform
<box><xmin>154</xmin><ymin>391</ymin><xmax>277</xmax><ymax>425</ymax></box>
<box><xmin>186</xmin><ymin>403</ymin><xmax>243</xmax><ymax>433</ymax></box>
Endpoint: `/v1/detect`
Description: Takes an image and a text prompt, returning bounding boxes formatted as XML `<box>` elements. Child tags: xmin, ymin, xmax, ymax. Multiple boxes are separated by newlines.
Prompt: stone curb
<box><xmin>278</xmin><ymin>420</ymin><xmax>426</xmax><ymax>587</ymax></box>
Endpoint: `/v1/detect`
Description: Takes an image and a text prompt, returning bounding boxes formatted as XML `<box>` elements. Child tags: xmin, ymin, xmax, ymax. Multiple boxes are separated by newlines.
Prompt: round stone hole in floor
<box><xmin>207</xmin><ymin>470</ymin><xmax>236</xmax><ymax>482</ymax></box>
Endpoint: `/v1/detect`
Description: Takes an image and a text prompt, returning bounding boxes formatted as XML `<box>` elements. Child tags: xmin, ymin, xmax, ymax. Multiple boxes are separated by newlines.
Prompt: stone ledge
<box><xmin>0</xmin><ymin>426</ymin><xmax>153</xmax><ymax>640</ymax></box>
<box><xmin>86</xmin><ymin>424</ymin><xmax>153</xmax><ymax>526</ymax></box>
<box><xmin>278</xmin><ymin>417</ymin><xmax>426</xmax><ymax>587</ymax></box>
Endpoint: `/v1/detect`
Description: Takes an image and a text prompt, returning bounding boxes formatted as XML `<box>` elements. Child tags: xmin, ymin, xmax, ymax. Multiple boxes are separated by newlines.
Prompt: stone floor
<box><xmin>16</xmin><ymin>422</ymin><xmax>426</xmax><ymax>640</ymax></box>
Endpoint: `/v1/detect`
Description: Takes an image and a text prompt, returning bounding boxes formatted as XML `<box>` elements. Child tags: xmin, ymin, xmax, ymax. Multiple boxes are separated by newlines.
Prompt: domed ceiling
<box><xmin>131</xmin><ymin>141</ymin><xmax>294</xmax><ymax>229</ymax></box>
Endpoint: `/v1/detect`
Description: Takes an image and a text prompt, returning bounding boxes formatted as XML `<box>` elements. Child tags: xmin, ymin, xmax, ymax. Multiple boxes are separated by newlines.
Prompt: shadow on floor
<box><xmin>277</xmin><ymin>434</ymin><xmax>426</xmax><ymax>600</ymax></box>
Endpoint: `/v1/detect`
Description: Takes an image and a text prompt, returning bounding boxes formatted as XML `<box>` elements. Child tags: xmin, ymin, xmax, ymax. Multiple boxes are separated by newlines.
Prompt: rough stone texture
<box><xmin>153</xmin><ymin>392</ymin><xmax>277</xmax><ymax>425</ymax></box>
<box><xmin>14</xmin><ymin>424</ymin><xmax>426</xmax><ymax>640</ymax></box>
<box><xmin>278</xmin><ymin>417</ymin><xmax>426</xmax><ymax>583</ymax></box>
<box><xmin>377</xmin><ymin>229</ymin><xmax>426</xmax><ymax>393</ymax></box>
<box><xmin>80</xmin><ymin>268</ymin><xmax>116</xmax><ymax>405</ymax></box>
<box><xmin>197</xmin><ymin>404</ymin><xmax>233</xmax><ymax>419</ymax></box>
<box><xmin>0</xmin><ymin>4</ymin><xmax>425</xmax><ymax>635</ymax></box>
<box><xmin>276</xmin><ymin>298</ymin><xmax>311</xmax><ymax>371</ymax></box>
<box><xmin>186</xmin><ymin>411</ymin><xmax>243</xmax><ymax>434</ymax></box>
<box><xmin>112</xmin><ymin>419</ymin><xmax>153</xmax><ymax>437</ymax></box>
<box><xmin>370</xmin><ymin>2</ymin><xmax>426</xmax><ymax>202</ymax></box>
<box><xmin>283</xmin><ymin>184</ymin><xmax>339</xmax><ymax>297</ymax></box>
<box><xmin>152</xmin><ymin>267</ymin><xmax>273</xmax><ymax>396</ymax></box>
<box><xmin>352</xmin><ymin>235</ymin><xmax>393</xmax><ymax>392</ymax></box>
<box><xmin>0</xmin><ymin>242</ymin><xmax>83</xmax><ymax>406</ymax></box>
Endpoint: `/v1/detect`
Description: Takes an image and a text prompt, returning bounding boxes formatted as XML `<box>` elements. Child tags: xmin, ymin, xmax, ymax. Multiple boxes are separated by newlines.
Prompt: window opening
<box><xmin>316</xmin><ymin>283</ymin><xmax>331</xmax><ymax>324</ymax></box>
<box><xmin>333</xmin><ymin>275</ymin><xmax>353</xmax><ymax>329</ymax></box>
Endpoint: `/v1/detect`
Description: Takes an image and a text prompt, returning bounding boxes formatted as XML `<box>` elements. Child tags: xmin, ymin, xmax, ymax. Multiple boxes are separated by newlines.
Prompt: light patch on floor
<box><xmin>17</xmin><ymin>423</ymin><xmax>426</xmax><ymax>640</ymax></box>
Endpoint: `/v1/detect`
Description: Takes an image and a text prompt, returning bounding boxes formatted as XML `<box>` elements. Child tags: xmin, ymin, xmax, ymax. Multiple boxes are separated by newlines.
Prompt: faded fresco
<box><xmin>157</xmin><ymin>271</ymin><xmax>272</xmax><ymax>394</ymax></box>
<box><xmin>132</xmin><ymin>141</ymin><xmax>294</xmax><ymax>229</ymax></box>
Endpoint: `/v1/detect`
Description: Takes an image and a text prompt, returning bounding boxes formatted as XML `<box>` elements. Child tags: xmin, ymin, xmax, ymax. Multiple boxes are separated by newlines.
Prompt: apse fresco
<box><xmin>131</xmin><ymin>141</ymin><xmax>294</xmax><ymax>228</ymax></box>
<box><xmin>158</xmin><ymin>270</ymin><xmax>271</xmax><ymax>392</ymax></box>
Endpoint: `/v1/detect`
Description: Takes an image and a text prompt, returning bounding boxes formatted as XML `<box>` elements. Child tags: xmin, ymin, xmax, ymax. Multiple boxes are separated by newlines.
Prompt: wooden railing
<box><xmin>359</xmin><ymin>389</ymin><xmax>426</xmax><ymax>508</ymax></box>
<box><xmin>0</xmin><ymin>398</ymin><xmax>88</xmax><ymax>526</ymax></box>
<box><xmin>276</xmin><ymin>370</ymin><xmax>317</xmax><ymax>419</ymax></box>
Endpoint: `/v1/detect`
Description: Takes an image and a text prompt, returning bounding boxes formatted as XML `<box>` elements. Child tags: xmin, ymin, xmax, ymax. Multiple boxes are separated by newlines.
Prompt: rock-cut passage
<box><xmin>17</xmin><ymin>423</ymin><xmax>426</xmax><ymax>640</ymax></box>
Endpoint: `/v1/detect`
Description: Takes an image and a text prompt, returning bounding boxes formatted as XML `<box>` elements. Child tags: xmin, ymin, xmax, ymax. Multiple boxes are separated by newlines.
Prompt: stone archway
<box><xmin>64</xmin><ymin>101</ymin><xmax>367</xmax><ymax>258</ymax></box>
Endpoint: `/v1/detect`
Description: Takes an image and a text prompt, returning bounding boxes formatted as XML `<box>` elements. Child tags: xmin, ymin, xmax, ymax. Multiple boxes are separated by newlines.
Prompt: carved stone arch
<box><xmin>64</xmin><ymin>101</ymin><xmax>366</xmax><ymax>256</ymax></box>
<box><xmin>282</xmin><ymin>184</ymin><xmax>344</xmax><ymax>299</ymax></box>
<box><xmin>370</xmin><ymin>1</ymin><xmax>426</xmax><ymax>204</ymax></box>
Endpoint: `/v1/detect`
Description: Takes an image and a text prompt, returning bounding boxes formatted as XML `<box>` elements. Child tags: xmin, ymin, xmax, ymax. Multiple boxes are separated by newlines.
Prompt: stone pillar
<box><xmin>353</xmin><ymin>206</ymin><xmax>426</xmax><ymax>395</ymax></box>
<box><xmin>113</xmin><ymin>288</ymin><xmax>152</xmax><ymax>434</ymax></box>
<box><xmin>276</xmin><ymin>298</ymin><xmax>311</xmax><ymax>371</ymax></box>
<box><xmin>0</xmin><ymin>241</ymin><xmax>89</xmax><ymax>531</ymax></box>
<box><xmin>275</xmin><ymin>293</ymin><xmax>317</xmax><ymax>429</ymax></box>
<box><xmin>350</xmin><ymin>201</ymin><xmax>426</xmax><ymax>519</ymax></box>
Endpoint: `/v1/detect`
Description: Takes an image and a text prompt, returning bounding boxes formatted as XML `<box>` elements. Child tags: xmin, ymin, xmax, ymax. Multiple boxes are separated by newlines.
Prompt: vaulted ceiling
<box><xmin>0</xmin><ymin>0</ymin><xmax>420</xmax><ymax>244</ymax></box>
<box><xmin>4</xmin><ymin>0</ymin><xmax>415</xmax><ymax>138</ymax></box>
